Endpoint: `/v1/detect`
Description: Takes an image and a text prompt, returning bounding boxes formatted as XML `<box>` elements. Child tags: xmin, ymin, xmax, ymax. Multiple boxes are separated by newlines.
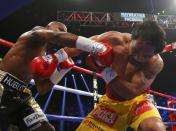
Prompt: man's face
<box><xmin>130</xmin><ymin>39</ymin><xmax>156</xmax><ymax>63</ymax></box>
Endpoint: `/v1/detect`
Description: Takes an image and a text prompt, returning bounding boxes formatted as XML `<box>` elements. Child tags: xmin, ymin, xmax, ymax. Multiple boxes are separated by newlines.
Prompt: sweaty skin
<box><xmin>0</xmin><ymin>24</ymin><xmax>80</xmax><ymax>85</ymax></box>
<box><xmin>77</xmin><ymin>30</ymin><xmax>165</xmax><ymax>131</ymax></box>
<box><xmin>90</xmin><ymin>31</ymin><xmax>164</xmax><ymax>100</ymax></box>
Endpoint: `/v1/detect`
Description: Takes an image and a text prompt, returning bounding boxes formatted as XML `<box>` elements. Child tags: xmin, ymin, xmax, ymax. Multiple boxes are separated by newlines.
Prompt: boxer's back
<box><xmin>0</xmin><ymin>31</ymin><xmax>46</xmax><ymax>83</ymax></box>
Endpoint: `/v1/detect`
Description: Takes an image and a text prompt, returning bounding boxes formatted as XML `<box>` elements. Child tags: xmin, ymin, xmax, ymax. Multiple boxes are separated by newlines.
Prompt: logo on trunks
<box><xmin>91</xmin><ymin>106</ymin><xmax>117</xmax><ymax>127</ymax></box>
<box><xmin>83</xmin><ymin>119</ymin><xmax>104</xmax><ymax>131</ymax></box>
<box><xmin>135</xmin><ymin>100</ymin><xmax>155</xmax><ymax>116</ymax></box>
<box><xmin>23</xmin><ymin>112</ymin><xmax>47</xmax><ymax>127</ymax></box>
<box><xmin>2</xmin><ymin>74</ymin><xmax>25</xmax><ymax>92</ymax></box>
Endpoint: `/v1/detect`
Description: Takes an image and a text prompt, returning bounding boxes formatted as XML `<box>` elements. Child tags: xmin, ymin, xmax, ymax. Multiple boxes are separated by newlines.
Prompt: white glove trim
<box><xmin>101</xmin><ymin>67</ymin><xmax>118</xmax><ymax>84</ymax></box>
<box><xmin>76</xmin><ymin>36</ymin><xmax>106</xmax><ymax>53</ymax></box>
<box><xmin>54</xmin><ymin>48</ymin><xmax>68</xmax><ymax>63</ymax></box>
<box><xmin>49</xmin><ymin>67</ymin><xmax>72</xmax><ymax>85</ymax></box>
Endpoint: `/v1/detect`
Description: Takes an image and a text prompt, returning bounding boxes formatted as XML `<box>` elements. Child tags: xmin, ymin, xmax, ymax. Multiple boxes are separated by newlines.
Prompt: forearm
<box><xmin>63</xmin><ymin>47</ymin><xmax>83</xmax><ymax>57</ymax></box>
<box><xmin>33</xmin><ymin>29</ymin><xmax>108</xmax><ymax>54</ymax></box>
<box><xmin>52</xmin><ymin>33</ymin><xmax>107</xmax><ymax>53</ymax></box>
<box><xmin>35</xmin><ymin>79</ymin><xmax>54</xmax><ymax>95</ymax></box>
<box><xmin>54</xmin><ymin>32</ymin><xmax>78</xmax><ymax>48</ymax></box>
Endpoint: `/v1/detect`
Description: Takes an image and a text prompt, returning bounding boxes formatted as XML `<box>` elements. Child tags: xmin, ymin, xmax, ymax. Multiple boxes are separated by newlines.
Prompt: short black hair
<box><xmin>131</xmin><ymin>21</ymin><xmax>166</xmax><ymax>53</ymax></box>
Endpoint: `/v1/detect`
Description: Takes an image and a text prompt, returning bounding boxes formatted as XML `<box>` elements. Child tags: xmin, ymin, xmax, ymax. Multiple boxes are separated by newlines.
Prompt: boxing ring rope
<box><xmin>1</xmin><ymin>38</ymin><xmax>176</xmax><ymax>128</ymax></box>
<box><xmin>30</xmin><ymin>79</ymin><xmax>176</xmax><ymax>123</ymax></box>
<box><xmin>30</xmin><ymin>80</ymin><xmax>102</xmax><ymax>97</ymax></box>
<box><xmin>46</xmin><ymin>114</ymin><xmax>84</xmax><ymax>122</ymax></box>
<box><xmin>0</xmin><ymin>38</ymin><xmax>14</xmax><ymax>47</ymax></box>
<box><xmin>30</xmin><ymin>82</ymin><xmax>176</xmax><ymax>110</ymax></box>
<box><xmin>43</xmin><ymin>84</ymin><xmax>176</xmax><ymax>124</ymax></box>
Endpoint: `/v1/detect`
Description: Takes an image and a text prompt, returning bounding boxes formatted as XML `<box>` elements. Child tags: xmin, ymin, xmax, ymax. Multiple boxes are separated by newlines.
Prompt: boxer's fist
<box><xmin>30</xmin><ymin>54</ymin><xmax>58</xmax><ymax>79</ymax></box>
<box><xmin>86</xmin><ymin>54</ymin><xmax>118</xmax><ymax>84</ymax></box>
<box><xmin>94</xmin><ymin>42</ymin><xmax>113</xmax><ymax>67</ymax></box>
<box><xmin>86</xmin><ymin>54</ymin><xmax>104</xmax><ymax>73</ymax></box>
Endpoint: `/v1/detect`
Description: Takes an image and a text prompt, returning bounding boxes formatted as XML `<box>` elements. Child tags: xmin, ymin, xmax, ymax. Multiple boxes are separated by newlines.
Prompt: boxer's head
<box><xmin>46</xmin><ymin>21</ymin><xmax>67</xmax><ymax>32</ymax></box>
<box><xmin>129</xmin><ymin>21</ymin><xmax>166</xmax><ymax>63</ymax></box>
<box><xmin>45</xmin><ymin>21</ymin><xmax>67</xmax><ymax>54</ymax></box>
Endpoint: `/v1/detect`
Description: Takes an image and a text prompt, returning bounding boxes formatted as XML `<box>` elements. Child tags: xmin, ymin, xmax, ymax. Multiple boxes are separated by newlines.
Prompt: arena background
<box><xmin>1</xmin><ymin>0</ymin><xmax>176</xmax><ymax>130</ymax></box>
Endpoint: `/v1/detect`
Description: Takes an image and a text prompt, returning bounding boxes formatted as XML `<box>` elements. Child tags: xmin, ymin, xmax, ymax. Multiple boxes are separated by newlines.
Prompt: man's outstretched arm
<box><xmin>22</xmin><ymin>29</ymin><xmax>110</xmax><ymax>54</ymax></box>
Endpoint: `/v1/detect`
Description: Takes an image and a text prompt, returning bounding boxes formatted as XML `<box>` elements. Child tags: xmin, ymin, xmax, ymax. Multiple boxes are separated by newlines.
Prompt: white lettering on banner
<box><xmin>121</xmin><ymin>12</ymin><xmax>145</xmax><ymax>22</ymax></box>
<box><xmin>91</xmin><ymin>106</ymin><xmax>117</xmax><ymax>127</ymax></box>
<box><xmin>23</xmin><ymin>112</ymin><xmax>47</xmax><ymax>127</ymax></box>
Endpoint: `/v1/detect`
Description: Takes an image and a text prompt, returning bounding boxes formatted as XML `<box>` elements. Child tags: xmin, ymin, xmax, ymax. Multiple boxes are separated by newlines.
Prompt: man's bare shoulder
<box><xmin>17</xmin><ymin>26</ymin><xmax>50</xmax><ymax>43</ymax></box>
<box><xmin>16</xmin><ymin>30</ymin><xmax>33</xmax><ymax>44</ymax></box>
<box><xmin>19</xmin><ymin>26</ymin><xmax>46</xmax><ymax>39</ymax></box>
<box><xmin>152</xmin><ymin>55</ymin><xmax>164</xmax><ymax>73</ymax></box>
<box><xmin>97</xmin><ymin>31</ymin><xmax>122</xmax><ymax>38</ymax></box>
<box><xmin>94</xmin><ymin>31</ymin><xmax>128</xmax><ymax>45</ymax></box>
<box><xmin>122</xmin><ymin>33</ymin><xmax>132</xmax><ymax>42</ymax></box>
<box><xmin>144</xmin><ymin>55</ymin><xmax>164</xmax><ymax>79</ymax></box>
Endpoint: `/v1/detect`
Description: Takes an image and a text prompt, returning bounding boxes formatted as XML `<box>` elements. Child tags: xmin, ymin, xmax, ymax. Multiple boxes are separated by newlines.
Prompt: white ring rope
<box><xmin>30</xmin><ymin>79</ymin><xmax>102</xmax><ymax>97</ymax></box>
<box><xmin>156</xmin><ymin>106</ymin><xmax>176</xmax><ymax>111</ymax></box>
<box><xmin>53</xmin><ymin>85</ymin><xmax>102</xmax><ymax>97</ymax></box>
<box><xmin>46</xmin><ymin>114</ymin><xmax>84</xmax><ymax>122</ymax></box>
<box><xmin>30</xmin><ymin>79</ymin><xmax>176</xmax><ymax>112</ymax></box>
<box><xmin>164</xmin><ymin>122</ymin><xmax>176</xmax><ymax>125</ymax></box>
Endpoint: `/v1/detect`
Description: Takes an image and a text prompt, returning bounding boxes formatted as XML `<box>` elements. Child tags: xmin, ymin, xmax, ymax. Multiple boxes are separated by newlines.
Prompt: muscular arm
<box><xmin>63</xmin><ymin>47</ymin><xmax>82</xmax><ymax>57</ymax></box>
<box><xmin>33</xmin><ymin>29</ymin><xmax>79</xmax><ymax>47</ymax></box>
<box><xmin>35</xmin><ymin>78</ymin><xmax>53</xmax><ymax>95</ymax></box>
<box><xmin>109</xmin><ymin>59</ymin><xmax>164</xmax><ymax>100</ymax></box>
<box><xmin>18</xmin><ymin>28</ymin><xmax>78</xmax><ymax>49</ymax></box>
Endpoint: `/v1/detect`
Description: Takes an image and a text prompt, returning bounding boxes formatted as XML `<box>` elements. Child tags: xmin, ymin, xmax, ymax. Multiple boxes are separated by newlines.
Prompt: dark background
<box><xmin>1</xmin><ymin>0</ymin><xmax>176</xmax><ymax>93</ymax></box>
<box><xmin>1</xmin><ymin>0</ymin><xmax>176</xmax><ymax>130</ymax></box>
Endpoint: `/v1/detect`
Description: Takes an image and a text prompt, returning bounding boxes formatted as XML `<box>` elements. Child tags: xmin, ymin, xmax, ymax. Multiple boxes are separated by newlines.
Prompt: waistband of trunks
<box><xmin>0</xmin><ymin>70</ymin><xmax>28</xmax><ymax>92</ymax></box>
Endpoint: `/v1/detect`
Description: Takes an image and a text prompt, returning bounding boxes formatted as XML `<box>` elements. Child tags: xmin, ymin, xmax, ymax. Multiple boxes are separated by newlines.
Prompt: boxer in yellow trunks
<box><xmin>79</xmin><ymin>93</ymin><xmax>161</xmax><ymax>131</ymax></box>
<box><xmin>76</xmin><ymin>21</ymin><xmax>166</xmax><ymax>131</ymax></box>
<box><xmin>23</xmin><ymin>21</ymin><xmax>166</xmax><ymax>131</ymax></box>
<box><xmin>1</xmin><ymin>20</ymin><xmax>165</xmax><ymax>130</ymax></box>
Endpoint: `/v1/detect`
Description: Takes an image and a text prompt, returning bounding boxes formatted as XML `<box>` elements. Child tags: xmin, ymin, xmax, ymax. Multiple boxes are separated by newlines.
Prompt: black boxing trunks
<box><xmin>0</xmin><ymin>70</ymin><xmax>48</xmax><ymax>130</ymax></box>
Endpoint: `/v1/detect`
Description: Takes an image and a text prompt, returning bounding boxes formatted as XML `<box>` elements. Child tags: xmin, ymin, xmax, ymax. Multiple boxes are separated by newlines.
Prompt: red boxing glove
<box><xmin>30</xmin><ymin>54</ymin><xmax>58</xmax><ymax>79</ymax></box>
<box><xmin>86</xmin><ymin>54</ymin><xmax>104</xmax><ymax>73</ymax></box>
<box><xmin>49</xmin><ymin>58</ymin><xmax>74</xmax><ymax>84</ymax></box>
<box><xmin>59</xmin><ymin>58</ymin><xmax>75</xmax><ymax>69</ymax></box>
<box><xmin>86</xmin><ymin>55</ymin><xmax>118</xmax><ymax>84</ymax></box>
<box><xmin>94</xmin><ymin>42</ymin><xmax>113</xmax><ymax>67</ymax></box>
<box><xmin>163</xmin><ymin>44</ymin><xmax>172</xmax><ymax>52</ymax></box>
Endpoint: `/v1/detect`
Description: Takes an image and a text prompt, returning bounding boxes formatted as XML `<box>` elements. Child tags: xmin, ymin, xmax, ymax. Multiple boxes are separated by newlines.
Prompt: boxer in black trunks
<box><xmin>0</xmin><ymin>21</ymin><xmax>69</xmax><ymax>131</ymax></box>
